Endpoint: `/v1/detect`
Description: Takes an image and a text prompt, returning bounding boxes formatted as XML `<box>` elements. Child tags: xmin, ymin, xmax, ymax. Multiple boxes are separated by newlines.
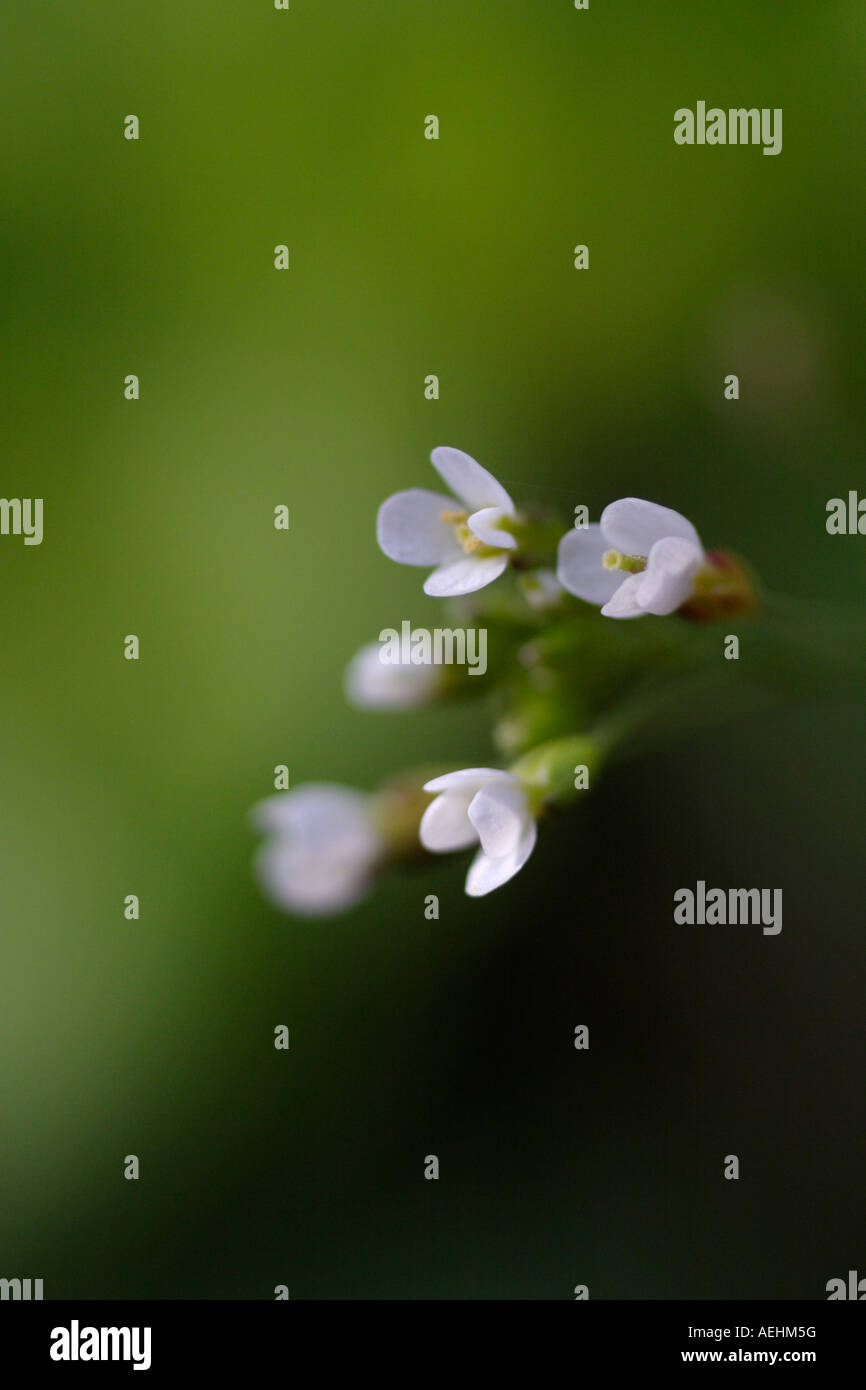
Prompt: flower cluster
<box><xmin>253</xmin><ymin>447</ymin><xmax>759</xmax><ymax>915</ymax></box>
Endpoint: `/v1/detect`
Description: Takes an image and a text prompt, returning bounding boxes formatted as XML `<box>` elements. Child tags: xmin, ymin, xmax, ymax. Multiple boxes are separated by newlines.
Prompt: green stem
<box><xmin>595</xmin><ymin>673</ymin><xmax>775</xmax><ymax>767</ymax></box>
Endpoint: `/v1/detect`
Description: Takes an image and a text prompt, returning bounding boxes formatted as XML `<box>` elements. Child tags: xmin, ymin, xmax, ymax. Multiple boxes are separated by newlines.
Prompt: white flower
<box><xmin>557</xmin><ymin>498</ymin><xmax>705</xmax><ymax>619</ymax></box>
<box><xmin>344</xmin><ymin>642</ymin><xmax>442</xmax><ymax>710</ymax></box>
<box><xmin>252</xmin><ymin>785</ymin><xmax>383</xmax><ymax>916</ymax></box>
<box><xmin>420</xmin><ymin>768</ymin><xmax>537</xmax><ymax>897</ymax></box>
<box><xmin>377</xmin><ymin>447</ymin><xmax>518</xmax><ymax>597</ymax></box>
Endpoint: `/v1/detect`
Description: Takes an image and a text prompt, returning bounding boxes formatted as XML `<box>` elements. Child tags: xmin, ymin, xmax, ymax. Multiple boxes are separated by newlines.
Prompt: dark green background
<box><xmin>1</xmin><ymin>1</ymin><xmax>863</xmax><ymax>1298</ymax></box>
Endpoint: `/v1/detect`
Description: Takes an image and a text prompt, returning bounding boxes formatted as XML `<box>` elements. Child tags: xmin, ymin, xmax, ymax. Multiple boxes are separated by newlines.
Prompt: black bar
<box><xmin>1</xmin><ymin>1300</ymin><xmax>861</xmax><ymax>1376</ymax></box>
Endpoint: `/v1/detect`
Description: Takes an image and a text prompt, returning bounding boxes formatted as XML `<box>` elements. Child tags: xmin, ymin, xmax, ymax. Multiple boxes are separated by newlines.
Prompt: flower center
<box><xmin>440</xmin><ymin>508</ymin><xmax>502</xmax><ymax>557</ymax></box>
<box><xmin>456</xmin><ymin>524</ymin><xmax>484</xmax><ymax>554</ymax></box>
<box><xmin>602</xmin><ymin>549</ymin><xmax>647</xmax><ymax>574</ymax></box>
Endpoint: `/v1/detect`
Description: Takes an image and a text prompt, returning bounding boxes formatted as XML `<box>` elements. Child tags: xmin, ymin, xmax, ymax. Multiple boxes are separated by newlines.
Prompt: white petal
<box><xmin>430</xmin><ymin>447</ymin><xmax>515</xmax><ymax>514</ymax></box>
<box><xmin>465</xmin><ymin>820</ymin><xmax>538</xmax><ymax>897</ymax></box>
<box><xmin>556</xmin><ymin>524</ymin><xmax>624</xmax><ymax>605</ymax></box>
<box><xmin>423</xmin><ymin>768</ymin><xmax>513</xmax><ymax>793</ymax></box>
<box><xmin>376</xmin><ymin>488</ymin><xmax>462</xmax><ymax>565</ymax></box>
<box><xmin>344</xmin><ymin>643</ymin><xmax>440</xmax><ymax>710</ymax></box>
<box><xmin>467</xmin><ymin>777</ymin><xmax>529</xmax><ymax>858</ymax></box>
<box><xmin>255</xmin><ymin>841</ymin><xmax>373</xmax><ymax>917</ymax></box>
<box><xmin>419</xmin><ymin>792</ymin><xmax>479</xmax><ymax>852</ymax></box>
<box><xmin>633</xmin><ymin>536</ymin><xmax>704</xmax><ymax>616</ymax></box>
<box><xmin>599</xmin><ymin>573</ymin><xmax>646</xmax><ymax>619</ymax></box>
<box><xmin>466</xmin><ymin>506</ymin><xmax>517</xmax><ymax>550</ymax></box>
<box><xmin>600</xmin><ymin>497</ymin><xmax>701</xmax><ymax>557</ymax></box>
<box><xmin>251</xmin><ymin>785</ymin><xmax>377</xmax><ymax>856</ymax></box>
<box><xmin>423</xmin><ymin>553</ymin><xmax>509</xmax><ymax>597</ymax></box>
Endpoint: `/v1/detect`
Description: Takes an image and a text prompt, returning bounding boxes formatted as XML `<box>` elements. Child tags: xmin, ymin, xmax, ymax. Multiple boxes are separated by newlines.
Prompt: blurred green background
<box><xmin>1</xmin><ymin>0</ymin><xmax>864</xmax><ymax>1298</ymax></box>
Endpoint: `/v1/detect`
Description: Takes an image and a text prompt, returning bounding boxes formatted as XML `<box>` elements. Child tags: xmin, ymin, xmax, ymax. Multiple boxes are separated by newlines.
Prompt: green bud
<box><xmin>493</xmin><ymin>682</ymin><xmax>589</xmax><ymax>759</ymax></box>
<box><xmin>369</xmin><ymin>765</ymin><xmax>450</xmax><ymax>859</ymax></box>
<box><xmin>510</xmin><ymin>733</ymin><xmax>603</xmax><ymax>807</ymax></box>
<box><xmin>678</xmin><ymin>550</ymin><xmax>759</xmax><ymax>622</ymax></box>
